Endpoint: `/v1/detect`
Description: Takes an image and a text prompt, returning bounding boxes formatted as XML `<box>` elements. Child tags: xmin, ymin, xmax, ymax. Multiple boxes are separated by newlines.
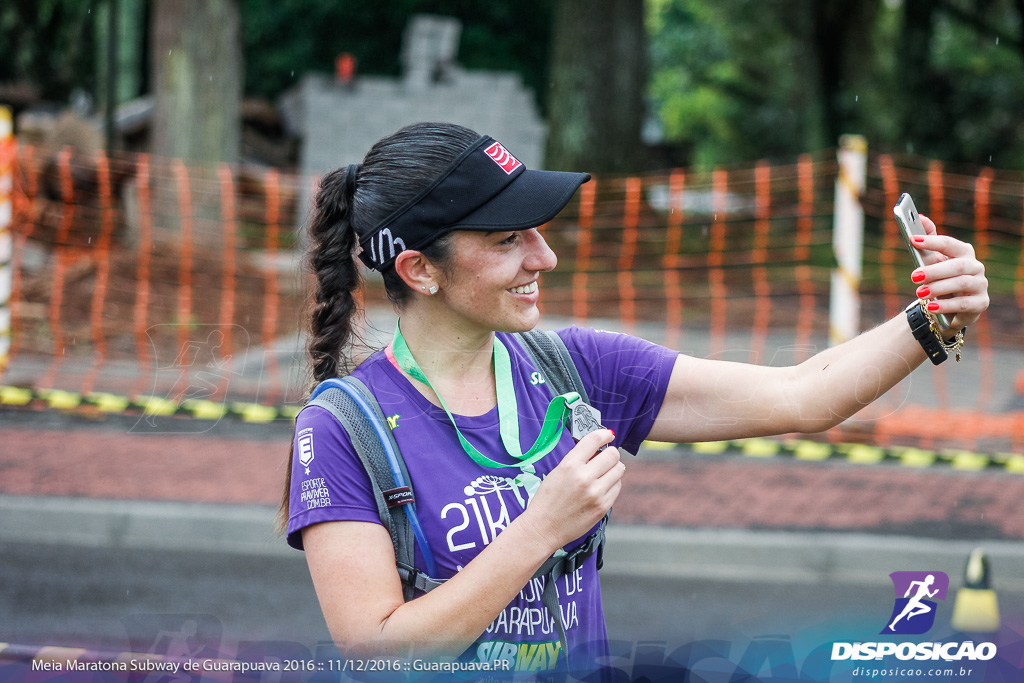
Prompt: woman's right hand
<box><xmin>520</xmin><ymin>429</ymin><xmax>624</xmax><ymax>550</ymax></box>
<box><xmin>304</xmin><ymin>429</ymin><xmax>623</xmax><ymax>658</ymax></box>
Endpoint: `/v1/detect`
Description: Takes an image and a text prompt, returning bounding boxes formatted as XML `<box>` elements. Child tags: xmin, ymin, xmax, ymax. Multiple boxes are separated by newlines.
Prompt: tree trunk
<box><xmin>147</xmin><ymin>0</ymin><xmax>242</xmax><ymax>251</ymax></box>
<box><xmin>810</xmin><ymin>0</ymin><xmax>878</xmax><ymax>151</ymax></box>
<box><xmin>544</xmin><ymin>0</ymin><xmax>648</xmax><ymax>173</ymax></box>
<box><xmin>898</xmin><ymin>0</ymin><xmax>937</xmax><ymax>142</ymax></box>
<box><xmin>1016</xmin><ymin>0</ymin><xmax>1024</xmax><ymax>62</ymax></box>
<box><xmin>150</xmin><ymin>0</ymin><xmax>242</xmax><ymax>165</ymax></box>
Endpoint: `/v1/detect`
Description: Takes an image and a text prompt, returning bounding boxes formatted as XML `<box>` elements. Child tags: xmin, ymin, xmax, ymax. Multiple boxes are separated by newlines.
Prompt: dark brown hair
<box><xmin>278</xmin><ymin>122</ymin><xmax>480</xmax><ymax>530</ymax></box>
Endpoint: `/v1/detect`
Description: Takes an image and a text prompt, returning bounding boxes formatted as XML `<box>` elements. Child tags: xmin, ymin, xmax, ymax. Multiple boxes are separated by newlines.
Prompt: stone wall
<box><xmin>281</xmin><ymin>14</ymin><xmax>548</xmax><ymax>228</ymax></box>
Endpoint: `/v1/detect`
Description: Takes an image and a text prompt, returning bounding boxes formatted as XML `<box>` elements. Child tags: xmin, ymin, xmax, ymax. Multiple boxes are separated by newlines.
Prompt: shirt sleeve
<box><xmin>556</xmin><ymin>326</ymin><xmax>678</xmax><ymax>455</ymax></box>
<box><xmin>286</xmin><ymin>404</ymin><xmax>383</xmax><ymax>550</ymax></box>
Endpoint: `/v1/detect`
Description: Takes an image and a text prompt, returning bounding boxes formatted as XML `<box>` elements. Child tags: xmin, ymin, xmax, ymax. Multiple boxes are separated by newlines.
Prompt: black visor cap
<box><xmin>451</xmin><ymin>167</ymin><xmax>591</xmax><ymax>231</ymax></box>
<box><xmin>358</xmin><ymin>135</ymin><xmax>590</xmax><ymax>270</ymax></box>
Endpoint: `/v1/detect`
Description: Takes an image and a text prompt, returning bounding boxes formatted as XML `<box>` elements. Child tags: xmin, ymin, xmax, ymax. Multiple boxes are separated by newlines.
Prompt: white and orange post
<box><xmin>829</xmin><ymin>134</ymin><xmax>868</xmax><ymax>346</ymax></box>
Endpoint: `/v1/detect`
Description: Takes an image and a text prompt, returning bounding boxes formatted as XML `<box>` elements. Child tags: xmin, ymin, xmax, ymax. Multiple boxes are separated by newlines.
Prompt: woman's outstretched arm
<box><xmin>648</xmin><ymin>216</ymin><xmax>989</xmax><ymax>443</ymax></box>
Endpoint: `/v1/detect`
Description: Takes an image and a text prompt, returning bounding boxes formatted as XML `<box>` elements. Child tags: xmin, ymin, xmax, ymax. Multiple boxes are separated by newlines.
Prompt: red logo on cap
<box><xmin>484</xmin><ymin>142</ymin><xmax>522</xmax><ymax>175</ymax></box>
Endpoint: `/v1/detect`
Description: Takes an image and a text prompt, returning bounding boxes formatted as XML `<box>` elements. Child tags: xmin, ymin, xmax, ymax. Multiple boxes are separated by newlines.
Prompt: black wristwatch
<box><xmin>905</xmin><ymin>300</ymin><xmax>947</xmax><ymax>365</ymax></box>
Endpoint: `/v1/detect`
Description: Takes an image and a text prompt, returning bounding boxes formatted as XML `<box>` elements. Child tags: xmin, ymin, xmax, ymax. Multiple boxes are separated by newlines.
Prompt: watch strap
<box><xmin>906</xmin><ymin>301</ymin><xmax>947</xmax><ymax>365</ymax></box>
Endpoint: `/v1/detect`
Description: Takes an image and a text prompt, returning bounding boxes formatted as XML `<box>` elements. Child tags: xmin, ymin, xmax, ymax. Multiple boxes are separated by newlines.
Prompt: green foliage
<box><xmin>648</xmin><ymin>0</ymin><xmax>1024</xmax><ymax>169</ymax></box>
<box><xmin>648</xmin><ymin>0</ymin><xmax>823</xmax><ymax>166</ymax></box>
<box><xmin>0</xmin><ymin>0</ymin><xmax>98</xmax><ymax>101</ymax></box>
<box><xmin>241</xmin><ymin>0</ymin><xmax>554</xmax><ymax>108</ymax></box>
<box><xmin>7</xmin><ymin>0</ymin><xmax>1024</xmax><ymax>171</ymax></box>
<box><xmin>919</xmin><ymin>10</ymin><xmax>1024</xmax><ymax>167</ymax></box>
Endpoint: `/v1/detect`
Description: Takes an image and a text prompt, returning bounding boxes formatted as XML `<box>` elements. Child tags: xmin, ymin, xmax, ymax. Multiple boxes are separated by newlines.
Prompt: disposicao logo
<box><xmin>882</xmin><ymin>571</ymin><xmax>949</xmax><ymax>635</ymax></box>
<box><xmin>831</xmin><ymin>570</ymin><xmax>997</xmax><ymax>663</ymax></box>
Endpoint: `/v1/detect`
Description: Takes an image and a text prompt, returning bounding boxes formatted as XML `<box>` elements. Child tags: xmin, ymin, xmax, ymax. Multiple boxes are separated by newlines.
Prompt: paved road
<box><xmin>0</xmin><ymin>537</ymin><xmax>894</xmax><ymax>646</ymax></box>
<box><xmin>4</xmin><ymin>505</ymin><xmax>1024</xmax><ymax>681</ymax></box>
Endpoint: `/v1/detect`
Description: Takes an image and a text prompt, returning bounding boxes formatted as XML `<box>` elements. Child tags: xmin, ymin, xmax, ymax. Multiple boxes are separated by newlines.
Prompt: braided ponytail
<box><xmin>278</xmin><ymin>122</ymin><xmax>481</xmax><ymax>530</ymax></box>
<box><xmin>277</xmin><ymin>167</ymin><xmax>361</xmax><ymax>530</ymax></box>
<box><xmin>307</xmin><ymin>165</ymin><xmax>362</xmax><ymax>384</ymax></box>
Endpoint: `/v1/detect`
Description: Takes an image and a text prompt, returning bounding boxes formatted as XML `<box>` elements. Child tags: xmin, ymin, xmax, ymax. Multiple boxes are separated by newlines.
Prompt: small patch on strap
<box><xmin>384</xmin><ymin>487</ymin><xmax>414</xmax><ymax>507</ymax></box>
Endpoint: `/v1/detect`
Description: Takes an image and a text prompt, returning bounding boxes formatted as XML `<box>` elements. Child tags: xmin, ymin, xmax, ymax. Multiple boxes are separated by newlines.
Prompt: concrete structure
<box><xmin>281</xmin><ymin>14</ymin><xmax>548</xmax><ymax>208</ymax></box>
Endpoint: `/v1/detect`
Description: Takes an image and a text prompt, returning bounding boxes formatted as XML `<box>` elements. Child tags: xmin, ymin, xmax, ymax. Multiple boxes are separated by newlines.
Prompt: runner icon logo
<box><xmin>882</xmin><ymin>571</ymin><xmax>950</xmax><ymax>635</ymax></box>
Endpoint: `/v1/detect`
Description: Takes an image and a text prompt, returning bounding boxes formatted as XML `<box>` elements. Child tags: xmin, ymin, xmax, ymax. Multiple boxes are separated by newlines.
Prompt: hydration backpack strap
<box><xmin>516</xmin><ymin>329</ymin><xmax>612</xmax><ymax>663</ymax></box>
<box><xmin>397</xmin><ymin>562</ymin><xmax>447</xmax><ymax>594</ymax></box>
<box><xmin>305</xmin><ymin>376</ymin><xmax>421</xmax><ymax>601</ymax></box>
<box><xmin>514</xmin><ymin>329</ymin><xmax>590</xmax><ymax>404</ymax></box>
<box><xmin>532</xmin><ymin>516</ymin><xmax>608</xmax><ymax>665</ymax></box>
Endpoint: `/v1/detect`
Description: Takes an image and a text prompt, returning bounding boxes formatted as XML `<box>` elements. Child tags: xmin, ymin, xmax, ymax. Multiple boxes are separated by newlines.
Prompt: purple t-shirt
<box><xmin>286</xmin><ymin>327</ymin><xmax>677</xmax><ymax>675</ymax></box>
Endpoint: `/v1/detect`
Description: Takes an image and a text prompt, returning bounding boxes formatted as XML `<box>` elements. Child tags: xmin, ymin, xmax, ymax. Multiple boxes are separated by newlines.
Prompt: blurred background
<box><xmin>1</xmin><ymin>1</ymin><xmax>1024</xmax><ymax>681</ymax></box>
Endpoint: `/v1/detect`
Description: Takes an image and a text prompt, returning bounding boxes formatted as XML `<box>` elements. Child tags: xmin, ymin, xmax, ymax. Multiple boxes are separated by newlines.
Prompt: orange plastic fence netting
<box><xmin>2</xmin><ymin>147</ymin><xmax>305</xmax><ymax>410</ymax></box>
<box><xmin>0</xmin><ymin>145</ymin><xmax>1022</xmax><ymax>453</ymax></box>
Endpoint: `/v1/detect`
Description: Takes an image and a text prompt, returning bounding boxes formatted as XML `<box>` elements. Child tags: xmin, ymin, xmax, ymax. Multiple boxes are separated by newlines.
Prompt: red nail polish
<box><xmin>916</xmin><ymin>285</ymin><xmax>931</xmax><ymax>297</ymax></box>
<box><xmin>912</xmin><ymin>235</ymin><xmax>926</xmax><ymax>244</ymax></box>
<box><xmin>912</xmin><ymin>270</ymin><xmax>926</xmax><ymax>283</ymax></box>
<box><xmin>927</xmin><ymin>302</ymin><xmax>940</xmax><ymax>312</ymax></box>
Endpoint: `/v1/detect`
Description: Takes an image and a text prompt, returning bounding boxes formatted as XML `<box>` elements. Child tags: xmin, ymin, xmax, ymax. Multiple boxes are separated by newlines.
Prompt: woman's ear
<box><xmin>394</xmin><ymin>250</ymin><xmax>441</xmax><ymax>295</ymax></box>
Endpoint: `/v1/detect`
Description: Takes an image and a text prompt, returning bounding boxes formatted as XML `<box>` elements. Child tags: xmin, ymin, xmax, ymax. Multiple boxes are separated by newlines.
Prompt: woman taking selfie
<box><xmin>280</xmin><ymin>122</ymin><xmax>989</xmax><ymax>678</ymax></box>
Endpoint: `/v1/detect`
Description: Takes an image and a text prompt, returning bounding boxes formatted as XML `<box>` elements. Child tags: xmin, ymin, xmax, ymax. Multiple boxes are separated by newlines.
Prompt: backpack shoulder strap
<box><xmin>304</xmin><ymin>376</ymin><xmax>433</xmax><ymax>600</ymax></box>
<box><xmin>514</xmin><ymin>329</ymin><xmax>589</xmax><ymax>404</ymax></box>
<box><xmin>514</xmin><ymin>329</ymin><xmax>614</xmax><ymax>665</ymax></box>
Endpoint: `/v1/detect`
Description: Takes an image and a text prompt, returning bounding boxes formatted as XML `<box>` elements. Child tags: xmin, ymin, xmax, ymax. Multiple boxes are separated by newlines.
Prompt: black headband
<box><xmin>357</xmin><ymin>136</ymin><xmax>589</xmax><ymax>271</ymax></box>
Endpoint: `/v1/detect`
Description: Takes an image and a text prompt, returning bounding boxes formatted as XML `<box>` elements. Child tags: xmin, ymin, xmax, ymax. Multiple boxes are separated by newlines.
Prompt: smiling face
<box><xmin>433</xmin><ymin>228</ymin><xmax>558</xmax><ymax>335</ymax></box>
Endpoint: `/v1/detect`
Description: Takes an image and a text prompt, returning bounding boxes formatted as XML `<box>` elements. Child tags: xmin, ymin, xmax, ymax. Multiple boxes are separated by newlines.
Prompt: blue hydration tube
<box><xmin>310</xmin><ymin>378</ymin><xmax>439</xmax><ymax>578</ymax></box>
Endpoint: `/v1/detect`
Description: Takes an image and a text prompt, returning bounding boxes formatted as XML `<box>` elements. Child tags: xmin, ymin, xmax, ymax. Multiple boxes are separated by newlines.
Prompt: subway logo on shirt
<box><xmin>476</xmin><ymin>640</ymin><xmax>561</xmax><ymax>672</ymax></box>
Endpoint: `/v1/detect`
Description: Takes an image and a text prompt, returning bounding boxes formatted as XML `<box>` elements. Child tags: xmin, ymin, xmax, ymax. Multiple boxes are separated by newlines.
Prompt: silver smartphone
<box><xmin>892</xmin><ymin>193</ymin><xmax>950</xmax><ymax>328</ymax></box>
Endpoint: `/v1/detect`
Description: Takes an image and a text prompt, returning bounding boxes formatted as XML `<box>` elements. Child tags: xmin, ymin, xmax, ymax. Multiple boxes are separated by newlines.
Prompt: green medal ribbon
<box><xmin>390</xmin><ymin>321</ymin><xmax>580</xmax><ymax>470</ymax></box>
